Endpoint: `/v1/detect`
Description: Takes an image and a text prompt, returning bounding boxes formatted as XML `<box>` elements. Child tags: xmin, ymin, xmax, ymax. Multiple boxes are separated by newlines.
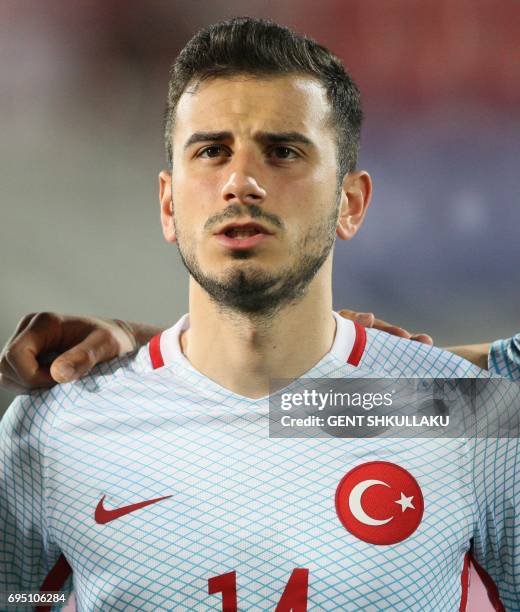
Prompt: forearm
<box><xmin>444</xmin><ymin>343</ymin><xmax>491</xmax><ymax>370</ymax></box>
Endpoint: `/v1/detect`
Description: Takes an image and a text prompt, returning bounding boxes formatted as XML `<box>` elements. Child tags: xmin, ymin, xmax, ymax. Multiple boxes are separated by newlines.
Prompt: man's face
<box><xmin>165</xmin><ymin>74</ymin><xmax>344</xmax><ymax>314</ymax></box>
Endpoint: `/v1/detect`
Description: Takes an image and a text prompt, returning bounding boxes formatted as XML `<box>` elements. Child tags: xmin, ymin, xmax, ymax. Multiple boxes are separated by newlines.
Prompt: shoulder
<box><xmin>67</xmin><ymin>344</ymin><xmax>153</xmax><ymax>393</ymax></box>
<box><xmin>361</xmin><ymin>328</ymin><xmax>490</xmax><ymax>378</ymax></box>
<box><xmin>0</xmin><ymin>385</ymin><xmax>68</xmax><ymax>471</ymax></box>
<box><xmin>0</xmin><ymin>346</ymin><xmax>153</xmax><ymax>444</ymax></box>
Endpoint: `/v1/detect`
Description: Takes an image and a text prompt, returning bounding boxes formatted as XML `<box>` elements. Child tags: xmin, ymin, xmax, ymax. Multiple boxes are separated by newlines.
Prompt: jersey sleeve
<box><xmin>488</xmin><ymin>334</ymin><xmax>520</xmax><ymax>381</ymax></box>
<box><xmin>468</xmin><ymin>379</ymin><xmax>520</xmax><ymax>610</ymax></box>
<box><xmin>0</xmin><ymin>391</ymin><xmax>72</xmax><ymax>609</ymax></box>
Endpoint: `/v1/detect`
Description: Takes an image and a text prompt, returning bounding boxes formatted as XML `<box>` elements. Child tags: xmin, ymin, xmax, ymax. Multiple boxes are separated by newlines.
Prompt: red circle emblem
<box><xmin>335</xmin><ymin>461</ymin><xmax>424</xmax><ymax>545</ymax></box>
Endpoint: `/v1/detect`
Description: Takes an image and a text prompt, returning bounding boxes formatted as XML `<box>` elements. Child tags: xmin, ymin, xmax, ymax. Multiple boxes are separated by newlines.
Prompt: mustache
<box><xmin>203</xmin><ymin>204</ymin><xmax>284</xmax><ymax>232</ymax></box>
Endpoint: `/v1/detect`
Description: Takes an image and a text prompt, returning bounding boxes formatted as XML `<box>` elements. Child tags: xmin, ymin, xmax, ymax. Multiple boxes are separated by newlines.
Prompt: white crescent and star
<box><xmin>348</xmin><ymin>479</ymin><xmax>415</xmax><ymax>526</ymax></box>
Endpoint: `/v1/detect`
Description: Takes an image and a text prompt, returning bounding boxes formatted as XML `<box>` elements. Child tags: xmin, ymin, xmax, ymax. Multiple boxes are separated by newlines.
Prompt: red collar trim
<box><xmin>346</xmin><ymin>321</ymin><xmax>367</xmax><ymax>366</ymax></box>
<box><xmin>149</xmin><ymin>333</ymin><xmax>164</xmax><ymax>370</ymax></box>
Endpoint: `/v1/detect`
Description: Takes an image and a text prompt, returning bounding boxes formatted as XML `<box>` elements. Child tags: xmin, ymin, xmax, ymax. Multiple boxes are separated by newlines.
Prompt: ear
<box><xmin>336</xmin><ymin>171</ymin><xmax>373</xmax><ymax>241</ymax></box>
<box><xmin>159</xmin><ymin>170</ymin><xmax>176</xmax><ymax>243</ymax></box>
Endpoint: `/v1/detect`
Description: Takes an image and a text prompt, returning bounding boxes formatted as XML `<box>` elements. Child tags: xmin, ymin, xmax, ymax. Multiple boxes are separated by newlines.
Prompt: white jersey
<box><xmin>1</xmin><ymin>313</ymin><xmax>519</xmax><ymax>611</ymax></box>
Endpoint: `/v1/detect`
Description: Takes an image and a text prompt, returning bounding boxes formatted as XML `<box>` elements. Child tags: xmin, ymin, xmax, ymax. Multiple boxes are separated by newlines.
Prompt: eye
<box><xmin>269</xmin><ymin>146</ymin><xmax>299</xmax><ymax>160</ymax></box>
<box><xmin>197</xmin><ymin>145</ymin><xmax>230</xmax><ymax>159</ymax></box>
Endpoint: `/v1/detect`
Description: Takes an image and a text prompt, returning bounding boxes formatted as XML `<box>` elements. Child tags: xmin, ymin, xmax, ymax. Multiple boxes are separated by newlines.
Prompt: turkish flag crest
<box><xmin>335</xmin><ymin>461</ymin><xmax>424</xmax><ymax>545</ymax></box>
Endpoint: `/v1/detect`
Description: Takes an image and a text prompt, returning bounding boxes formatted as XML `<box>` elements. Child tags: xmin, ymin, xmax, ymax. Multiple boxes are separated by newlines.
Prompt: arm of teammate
<box><xmin>0</xmin><ymin>392</ymin><xmax>73</xmax><ymax>606</ymax></box>
<box><xmin>442</xmin><ymin>343</ymin><xmax>490</xmax><ymax>370</ymax></box>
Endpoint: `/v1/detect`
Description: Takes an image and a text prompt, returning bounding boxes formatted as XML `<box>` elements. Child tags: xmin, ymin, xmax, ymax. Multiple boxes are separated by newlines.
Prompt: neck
<box><xmin>181</xmin><ymin>265</ymin><xmax>335</xmax><ymax>398</ymax></box>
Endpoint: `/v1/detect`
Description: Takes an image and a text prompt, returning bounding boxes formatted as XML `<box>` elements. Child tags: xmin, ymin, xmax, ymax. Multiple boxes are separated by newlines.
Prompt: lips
<box><xmin>214</xmin><ymin>221</ymin><xmax>273</xmax><ymax>250</ymax></box>
<box><xmin>225</xmin><ymin>227</ymin><xmax>262</xmax><ymax>238</ymax></box>
<box><xmin>216</xmin><ymin>222</ymin><xmax>273</xmax><ymax>237</ymax></box>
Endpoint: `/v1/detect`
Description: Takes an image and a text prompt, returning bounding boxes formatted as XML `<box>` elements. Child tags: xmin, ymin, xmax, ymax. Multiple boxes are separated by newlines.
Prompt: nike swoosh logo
<box><xmin>94</xmin><ymin>494</ymin><xmax>172</xmax><ymax>524</ymax></box>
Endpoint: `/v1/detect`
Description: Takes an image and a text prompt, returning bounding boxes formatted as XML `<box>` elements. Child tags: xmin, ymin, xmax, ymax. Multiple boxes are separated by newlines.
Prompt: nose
<box><xmin>220</xmin><ymin>168</ymin><xmax>267</xmax><ymax>206</ymax></box>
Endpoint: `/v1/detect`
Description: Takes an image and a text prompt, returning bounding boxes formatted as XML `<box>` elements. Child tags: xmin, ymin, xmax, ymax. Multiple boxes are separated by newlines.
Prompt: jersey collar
<box><xmin>149</xmin><ymin>311</ymin><xmax>366</xmax><ymax>371</ymax></box>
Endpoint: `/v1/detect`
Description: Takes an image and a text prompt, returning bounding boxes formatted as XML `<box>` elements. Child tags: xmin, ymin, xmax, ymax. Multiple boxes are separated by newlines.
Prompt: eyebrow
<box><xmin>255</xmin><ymin>131</ymin><xmax>315</xmax><ymax>147</ymax></box>
<box><xmin>183</xmin><ymin>130</ymin><xmax>315</xmax><ymax>150</ymax></box>
<box><xmin>184</xmin><ymin>131</ymin><xmax>232</xmax><ymax>149</ymax></box>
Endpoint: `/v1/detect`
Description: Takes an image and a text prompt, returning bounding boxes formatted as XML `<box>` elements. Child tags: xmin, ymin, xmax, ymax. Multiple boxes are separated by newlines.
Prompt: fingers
<box><xmin>338</xmin><ymin>309</ymin><xmax>403</xmax><ymax>334</ymax></box>
<box><xmin>373</xmin><ymin>319</ymin><xmax>411</xmax><ymax>338</ymax></box>
<box><xmin>411</xmin><ymin>333</ymin><xmax>434</xmax><ymax>345</ymax></box>
<box><xmin>338</xmin><ymin>309</ymin><xmax>375</xmax><ymax>327</ymax></box>
<box><xmin>50</xmin><ymin>328</ymin><xmax>120</xmax><ymax>383</ymax></box>
<box><xmin>0</xmin><ymin>356</ymin><xmax>54</xmax><ymax>390</ymax></box>
<box><xmin>337</xmin><ymin>309</ymin><xmax>434</xmax><ymax>345</ymax></box>
<box><xmin>353</xmin><ymin>312</ymin><xmax>375</xmax><ymax>327</ymax></box>
<box><xmin>9</xmin><ymin>311</ymin><xmax>37</xmax><ymax>339</ymax></box>
<box><xmin>338</xmin><ymin>308</ymin><xmax>357</xmax><ymax>320</ymax></box>
<box><xmin>0</xmin><ymin>313</ymin><xmax>36</xmax><ymax>388</ymax></box>
<box><xmin>0</xmin><ymin>312</ymin><xmax>138</xmax><ymax>391</ymax></box>
<box><xmin>1</xmin><ymin>313</ymin><xmax>63</xmax><ymax>389</ymax></box>
<box><xmin>0</xmin><ymin>359</ymin><xmax>55</xmax><ymax>389</ymax></box>
<box><xmin>372</xmin><ymin>318</ymin><xmax>434</xmax><ymax>344</ymax></box>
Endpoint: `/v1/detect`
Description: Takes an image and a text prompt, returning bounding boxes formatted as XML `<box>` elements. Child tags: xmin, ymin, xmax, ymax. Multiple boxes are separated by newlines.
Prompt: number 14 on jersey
<box><xmin>208</xmin><ymin>568</ymin><xmax>309</xmax><ymax>611</ymax></box>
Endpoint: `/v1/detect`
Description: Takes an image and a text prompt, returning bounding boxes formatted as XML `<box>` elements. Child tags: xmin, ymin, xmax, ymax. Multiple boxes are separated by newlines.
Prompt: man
<box><xmin>1</xmin><ymin>18</ymin><xmax>518</xmax><ymax>611</ymax></box>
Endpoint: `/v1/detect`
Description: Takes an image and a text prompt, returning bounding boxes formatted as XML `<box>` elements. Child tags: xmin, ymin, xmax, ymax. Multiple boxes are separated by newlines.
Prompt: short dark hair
<box><xmin>164</xmin><ymin>17</ymin><xmax>363</xmax><ymax>176</ymax></box>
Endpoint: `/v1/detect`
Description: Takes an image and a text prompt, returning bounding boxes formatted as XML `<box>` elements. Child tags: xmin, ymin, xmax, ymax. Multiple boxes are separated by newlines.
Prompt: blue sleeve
<box><xmin>489</xmin><ymin>334</ymin><xmax>520</xmax><ymax>381</ymax></box>
<box><xmin>0</xmin><ymin>391</ymin><xmax>72</xmax><ymax>609</ymax></box>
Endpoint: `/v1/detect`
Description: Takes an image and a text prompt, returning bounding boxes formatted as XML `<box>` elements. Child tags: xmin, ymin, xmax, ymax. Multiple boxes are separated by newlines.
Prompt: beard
<box><xmin>175</xmin><ymin>201</ymin><xmax>339</xmax><ymax>317</ymax></box>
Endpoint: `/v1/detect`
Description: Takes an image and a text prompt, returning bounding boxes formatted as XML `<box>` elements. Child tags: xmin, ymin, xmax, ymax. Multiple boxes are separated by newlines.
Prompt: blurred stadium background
<box><xmin>1</xmin><ymin>0</ymin><xmax>519</xmax><ymax>414</ymax></box>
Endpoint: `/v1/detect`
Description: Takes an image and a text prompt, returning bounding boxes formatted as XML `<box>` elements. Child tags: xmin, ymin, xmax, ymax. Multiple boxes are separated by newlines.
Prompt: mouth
<box><xmin>214</xmin><ymin>222</ymin><xmax>274</xmax><ymax>250</ymax></box>
<box><xmin>215</xmin><ymin>222</ymin><xmax>274</xmax><ymax>238</ymax></box>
